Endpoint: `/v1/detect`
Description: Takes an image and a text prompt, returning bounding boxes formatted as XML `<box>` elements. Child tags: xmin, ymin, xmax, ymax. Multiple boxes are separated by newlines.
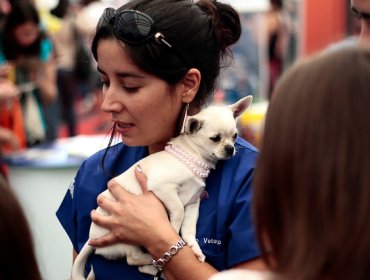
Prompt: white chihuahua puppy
<box><xmin>72</xmin><ymin>96</ymin><xmax>253</xmax><ymax>279</ymax></box>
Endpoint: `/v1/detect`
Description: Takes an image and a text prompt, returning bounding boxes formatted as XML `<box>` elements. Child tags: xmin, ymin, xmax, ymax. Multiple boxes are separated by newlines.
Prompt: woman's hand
<box><xmin>89</xmin><ymin>165</ymin><xmax>177</xmax><ymax>251</ymax></box>
<box><xmin>33</xmin><ymin>59</ymin><xmax>57</xmax><ymax>104</ymax></box>
<box><xmin>0</xmin><ymin>127</ymin><xmax>20</xmax><ymax>151</ymax></box>
<box><xmin>0</xmin><ymin>80</ymin><xmax>20</xmax><ymax>102</ymax></box>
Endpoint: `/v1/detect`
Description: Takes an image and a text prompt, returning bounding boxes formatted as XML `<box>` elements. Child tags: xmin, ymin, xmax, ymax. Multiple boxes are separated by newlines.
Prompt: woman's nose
<box><xmin>101</xmin><ymin>87</ymin><xmax>123</xmax><ymax>113</ymax></box>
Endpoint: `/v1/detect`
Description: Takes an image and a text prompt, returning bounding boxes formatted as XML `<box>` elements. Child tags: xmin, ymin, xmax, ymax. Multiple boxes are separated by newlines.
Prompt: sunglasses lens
<box><xmin>97</xmin><ymin>7</ymin><xmax>116</xmax><ymax>27</ymax></box>
<box><xmin>114</xmin><ymin>10</ymin><xmax>154</xmax><ymax>44</ymax></box>
<box><xmin>96</xmin><ymin>9</ymin><xmax>188</xmax><ymax>66</ymax></box>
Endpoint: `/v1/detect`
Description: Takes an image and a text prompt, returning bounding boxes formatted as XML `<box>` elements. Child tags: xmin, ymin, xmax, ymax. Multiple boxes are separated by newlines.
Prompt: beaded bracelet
<box><xmin>152</xmin><ymin>238</ymin><xmax>187</xmax><ymax>272</ymax></box>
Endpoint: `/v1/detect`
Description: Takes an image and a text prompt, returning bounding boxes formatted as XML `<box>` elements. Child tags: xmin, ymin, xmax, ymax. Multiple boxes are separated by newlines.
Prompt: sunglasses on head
<box><xmin>97</xmin><ymin>8</ymin><xmax>189</xmax><ymax>67</ymax></box>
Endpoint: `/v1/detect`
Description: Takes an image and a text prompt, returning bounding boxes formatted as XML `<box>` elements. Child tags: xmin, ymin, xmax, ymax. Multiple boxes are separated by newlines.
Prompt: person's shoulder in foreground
<box><xmin>0</xmin><ymin>175</ymin><xmax>42</xmax><ymax>280</ymax></box>
<box><xmin>244</xmin><ymin>47</ymin><xmax>370</xmax><ymax>280</ymax></box>
<box><xmin>209</xmin><ymin>269</ymin><xmax>273</xmax><ymax>280</ymax></box>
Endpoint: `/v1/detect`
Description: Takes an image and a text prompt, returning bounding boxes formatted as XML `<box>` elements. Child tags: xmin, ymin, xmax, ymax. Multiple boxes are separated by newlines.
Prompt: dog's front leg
<box><xmin>139</xmin><ymin>184</ymin><xmax>185</xmax><ymax>276</ymax></box>
<box><xmin>153</xmin><ymin>183</ymin><xmax>184</xmax><ymax>233</ymax></box>
<box><xmin>181</xmin><ymin>198</ymin><xmax>205</xmax><ymax>262</ymax></box>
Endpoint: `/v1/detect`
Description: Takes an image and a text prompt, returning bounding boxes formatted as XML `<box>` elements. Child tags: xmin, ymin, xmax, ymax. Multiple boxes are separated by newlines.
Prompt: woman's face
<box><xmin>97</xmin><ymin>38</ymin><xmax>184</xmax><ymax>153</ymax></box>
<box><xmin>14</xmin><ymin>21</ymin><xmax>40</xmax><ymax>47</ymax></box>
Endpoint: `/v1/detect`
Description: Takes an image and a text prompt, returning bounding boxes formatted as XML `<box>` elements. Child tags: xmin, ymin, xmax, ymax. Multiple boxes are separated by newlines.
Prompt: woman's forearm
<box><xmin>36</xmin><ymin>60</ymin><xmax>57</xmax><ymax>104</ymax></box>
<box><xmin>163</xmin><ymin>246</ymin><xmax>218</xmax><ymax>280</ymax></box>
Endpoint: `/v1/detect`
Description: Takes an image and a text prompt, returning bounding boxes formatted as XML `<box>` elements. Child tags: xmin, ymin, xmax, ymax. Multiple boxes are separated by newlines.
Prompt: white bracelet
<box><xmin>152</xmin><ymin>238</ymin><xmax>187</xmax><ymax>272</ymax></box>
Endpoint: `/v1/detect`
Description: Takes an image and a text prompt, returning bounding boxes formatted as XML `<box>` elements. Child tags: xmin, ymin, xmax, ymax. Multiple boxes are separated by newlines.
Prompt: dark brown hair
<box><xmin>0</xmin><ymin>176</ymin><xmax>42</xmax><ymax>280</ymax></box>
<box><xmin>92</xmin><ymin>0</ymin><xmax>242</xmax><ymax>174</ymax></box>
<box><xmin>91</xmin><ymin>0</ymin><xmax>241</xmax><ymax>108</ymax></box>
<box><xmin>2</xmin><ymin>2</ymin><xmax>45</xmax><ymax>61</ymax></box>
<box><xmin>253</xmin><ymin>48</ymin><xmax>370</xmax><ymax>280</ymax></box>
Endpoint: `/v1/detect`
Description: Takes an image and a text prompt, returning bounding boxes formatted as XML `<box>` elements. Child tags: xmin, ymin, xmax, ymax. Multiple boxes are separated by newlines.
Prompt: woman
<box><xmin>210</xmin><ymin>48</ymin><xmax>370</xmax><ymax>279</ymax></box>
<box><xmin>0</xmin><ymin>1</ymin><xmax>57</xmax><ymax>145</ymax></box>
<box><xmin>57</xmin><ymin>0</ymin><xmax>264</xmax><ymax>279</ymax></box>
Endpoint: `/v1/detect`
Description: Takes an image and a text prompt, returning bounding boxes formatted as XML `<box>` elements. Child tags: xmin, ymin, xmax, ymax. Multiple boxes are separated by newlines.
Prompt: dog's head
<box><xmin>183</xmin><ymin>95</ymin><xmax>253</xmax><ymax>162</ymax></box>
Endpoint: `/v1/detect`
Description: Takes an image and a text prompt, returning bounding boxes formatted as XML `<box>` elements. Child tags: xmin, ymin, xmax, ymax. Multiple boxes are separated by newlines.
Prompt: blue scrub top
<box><xmin>56</xmin><ymin>137</ymin><xmax>260</xmax><ymax>279</ymax></box>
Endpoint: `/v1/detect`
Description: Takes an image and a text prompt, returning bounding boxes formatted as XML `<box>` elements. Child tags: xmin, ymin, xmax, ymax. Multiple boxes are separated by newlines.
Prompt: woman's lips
<box><xmin>115</xmin><ymin>122</ymin><xmax>134</xmax><ymax>134</ymax></box>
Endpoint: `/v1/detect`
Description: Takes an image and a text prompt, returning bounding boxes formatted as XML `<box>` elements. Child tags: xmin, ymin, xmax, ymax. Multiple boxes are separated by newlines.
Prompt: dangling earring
<box><xmin>180</xmin><ymin>103</ymin><xmax>190</xmax><ymax>134</ymax></box>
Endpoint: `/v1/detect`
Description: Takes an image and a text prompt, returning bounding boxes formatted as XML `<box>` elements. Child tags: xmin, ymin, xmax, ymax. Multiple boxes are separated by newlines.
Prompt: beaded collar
<box><xmin>165</xmin><ymin>143</ymin><xmax>211</xmax><ymax>178</ymax></box>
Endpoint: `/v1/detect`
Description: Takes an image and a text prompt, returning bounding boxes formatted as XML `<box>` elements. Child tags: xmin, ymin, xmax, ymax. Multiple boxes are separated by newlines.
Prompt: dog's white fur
<box><xmin>71</xmin><ymin>96</ymin><xmax>253</xmax><ymax>280</ymax></box>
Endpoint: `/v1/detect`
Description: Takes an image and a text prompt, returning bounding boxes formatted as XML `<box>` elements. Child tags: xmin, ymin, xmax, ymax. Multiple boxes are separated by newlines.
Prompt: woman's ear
<box><xmin>180</xmin><ymin>68</ymin><xmax>201</xmax><ymax>103</ymax></box>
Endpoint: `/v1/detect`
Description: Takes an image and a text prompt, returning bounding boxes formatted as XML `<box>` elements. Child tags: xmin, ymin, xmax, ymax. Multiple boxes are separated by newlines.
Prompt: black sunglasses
<box><xmin>97</xmin><ymin>8</ymin><xmax>189</xmax><ymax>67</ymax></box>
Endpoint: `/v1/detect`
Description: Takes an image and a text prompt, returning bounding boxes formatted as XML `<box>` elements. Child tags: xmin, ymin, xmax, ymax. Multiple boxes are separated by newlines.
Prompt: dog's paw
<box><xmin>138</xmin><ymin>264</ymin><xmax>158</xmax><ymax>276</ymax></box>
<box><xmin>193</xmin><ymin>247</ymin><xmax>206</xmax><ymax>262</ymax></box>
<box><xmin>184</xmin><ymin>237</ymin><xmax>205</xmax><ymax>262</ymax></box>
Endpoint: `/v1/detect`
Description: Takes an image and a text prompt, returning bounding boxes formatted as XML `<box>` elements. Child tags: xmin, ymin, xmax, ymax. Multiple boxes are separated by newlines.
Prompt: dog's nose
<box><xmin>224</xmin><ymin>145</ymin><xmax>235</xmax><ymax>156</ymax></box>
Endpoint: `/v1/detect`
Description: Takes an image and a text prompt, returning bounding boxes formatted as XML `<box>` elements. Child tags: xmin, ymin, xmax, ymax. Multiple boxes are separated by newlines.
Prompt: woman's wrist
<box><xmin>145</xmin><ymin>226</ymin><xmax>181</xmax><ymax>259</ymax></box>
<box><xmin>152</xmin><ymin>238</ymin><xmax>187</xmax><ymax>272</ymax></box>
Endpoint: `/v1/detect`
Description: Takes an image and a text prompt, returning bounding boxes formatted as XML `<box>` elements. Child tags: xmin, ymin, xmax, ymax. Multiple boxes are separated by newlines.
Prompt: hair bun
<box><xmin>196</xmin><ymin>0</ymin><xmax>241</xmax><ymax>53</ymax></box>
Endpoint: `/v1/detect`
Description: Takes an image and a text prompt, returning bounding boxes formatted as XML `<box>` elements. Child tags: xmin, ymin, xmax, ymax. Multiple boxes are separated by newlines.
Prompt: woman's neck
<box><xmin>148</xmin><ymin>142</ymin><xmax>167</xmax><ymax>154</ymax></box>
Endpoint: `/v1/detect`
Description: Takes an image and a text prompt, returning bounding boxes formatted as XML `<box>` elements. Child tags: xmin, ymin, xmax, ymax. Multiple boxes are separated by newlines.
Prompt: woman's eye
<box><xmin>124</xmin><ymin>87</ymin><xmax>140</xmax><ymax>93</ymax></box>
<box><xmin>210</xmin><ymin>135</ymin><xmax>221</xmax><ymax>143</ymax></box>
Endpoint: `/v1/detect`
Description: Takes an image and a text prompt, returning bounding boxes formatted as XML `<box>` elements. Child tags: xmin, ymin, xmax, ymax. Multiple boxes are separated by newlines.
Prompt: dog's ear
<box><xmin>228</xmin><ymin>95</ymin><xmax>253</xmax><ymax>119</ymax></box>
<box><xmin>185</xmin><ymin>117</ymin><xmax>204</xmax><ymax>134</ymax></box>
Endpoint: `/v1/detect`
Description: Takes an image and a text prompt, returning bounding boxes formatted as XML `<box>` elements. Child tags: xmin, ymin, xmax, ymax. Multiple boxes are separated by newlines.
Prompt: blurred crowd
<box><xmin>0</xmin><ymin>0</ymin><xmax>363</xmax><ymax>176</ymax></box>
<box><xmin>0</xmin><ymin>0</ymin><xmax>124</xmax><ymax>178</ymax></box>
<box><xmin>1</xmin><ymin>0</ymin><xmax>370</xmax><ymax>279</ymax></box>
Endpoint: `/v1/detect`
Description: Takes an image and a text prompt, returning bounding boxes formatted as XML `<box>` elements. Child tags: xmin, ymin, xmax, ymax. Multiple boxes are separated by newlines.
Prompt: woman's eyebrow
<box><xmin>96</xmin><ymin>66</ymin><xmax>145</xmax><ymax>79</ymax></box>
<box><xmin>117</xmin><ymin>72</ymin><xmax>145</xmax><ymax>79</ymax></box>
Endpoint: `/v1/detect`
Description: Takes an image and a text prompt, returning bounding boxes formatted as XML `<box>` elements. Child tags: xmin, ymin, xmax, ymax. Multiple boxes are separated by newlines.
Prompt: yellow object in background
<box><xmin>39</xmin><ymin>9</ymin><xmax>62</xmax><ymax>34</ymax></box>
<box><xmin>239</xmin><ymin>100</ymin><xmax>268</xmax><ymax>148</ymax></box>
<box><xmin>35</xmin><ymin>0</ymin><xmax>61</xmax><ymax>33</ymax></box>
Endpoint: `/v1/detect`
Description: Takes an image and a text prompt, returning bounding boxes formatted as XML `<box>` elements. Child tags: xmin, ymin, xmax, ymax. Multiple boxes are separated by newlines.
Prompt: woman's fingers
<box><xmin>135</xmin><ymin>165</ymin><xmax>148</xmax><ymax>192</ymax></box>
<box><xmin>90</xmin><ymin>209</ymin><xmax>111</xmax><ymax>228</ymax></box>
<box><xmin>94</xmin><ymin>188</ymin><xmax>119</xmax><ymax>215</ymax></box>
<box><xmin>107</xmin><ymin>179</ymin><xmax>129</xmax><ymax>199</ymax></box>
<box><xmin>88</xmin><ymin>230</ymin><xmax>115</xmax><ymax>247</ymax></box>
<box><xmin>88</xmin><ymin>169</ymin><xmax>155</xmax><ymax>248</ymax></box>
<box><xmin>92</xmin><ymin>181</ymin><xmax>127</xmax><ymax>227</ymax></box>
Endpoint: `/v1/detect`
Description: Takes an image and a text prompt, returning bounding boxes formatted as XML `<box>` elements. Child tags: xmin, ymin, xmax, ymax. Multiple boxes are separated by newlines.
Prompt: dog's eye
<box><xmin>210</xmin><ymin>135</ymin><xmax>221</xmax><ymax>143</ymax></box>
<box><xmin>233</xmin><ymin>133</ymin><xmax>238</xmax><ymax>141</ymax></box>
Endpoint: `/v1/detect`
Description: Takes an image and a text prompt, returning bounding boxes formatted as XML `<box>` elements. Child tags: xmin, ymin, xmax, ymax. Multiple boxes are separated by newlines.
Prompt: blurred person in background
<box><xmin>50</xmin><ymin>0</ymin><xmax>79</xmax><ymax>137</ymax></box>
<box><xmin>0</xmin><ymin>0</ymin><xmax>11</xmax><ymax>27</ymax></box>
<box><xmin>0</xmin><ymin>78</ymin><xmax>24</xmax><ymax>179</ymax></box>
<box><xmin>0</xmin><ymin>173</ymin><xmax>42</xmax><ymax>280</ymax></box>
<box><xmin>0</xmin><ymin>1</ymin><xmax>58</xmax><ymax>146</ymax></box>
<box><xmin>351</xmin><ymin>0</ymin><xmax>370</xmax><ymax>45</ymax></box>
<box><xmin>210</xmin><ymin>47</ymin><xmax>370</xmax><ymax>280</ymax></box>
<box><xmin>0</xmin><ymin>0</ymin><xmax>37</xmax><ymax>28</ymax></box>
<box><xmin>267</xmin><ymin>0</ymin><xmax>288</xmax><ymax>99</ymax></box>
<box><xmin>327</xmin><ymin>0</ymin><xmax>370</xmax><ymax>51</ymax></box>
<box><xmin>73</xmin><ymin>0</ymin><xmax>107</xmax><ymax>113</ymax></box>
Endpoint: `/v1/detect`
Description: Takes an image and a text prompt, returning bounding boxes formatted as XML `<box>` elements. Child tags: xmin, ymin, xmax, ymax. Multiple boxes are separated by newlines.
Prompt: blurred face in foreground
<box><xmin>351</xmin><ymin>0</ymin><xmax>370</xmax><ymax>45</ymax></box>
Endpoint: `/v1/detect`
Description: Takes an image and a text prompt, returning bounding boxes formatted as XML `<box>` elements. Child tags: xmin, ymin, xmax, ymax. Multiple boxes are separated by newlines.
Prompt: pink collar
<box><xmin>165</xmin><ymin>144</ymin><xmax>211</xmax><ymax>178</ymax></box>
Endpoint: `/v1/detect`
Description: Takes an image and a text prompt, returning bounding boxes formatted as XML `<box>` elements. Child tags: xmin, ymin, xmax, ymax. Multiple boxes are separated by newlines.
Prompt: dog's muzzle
<box><xmin>224</xmin><ymin>145</ymin><xmax>235</xmax><ymax>157</ymax></box>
